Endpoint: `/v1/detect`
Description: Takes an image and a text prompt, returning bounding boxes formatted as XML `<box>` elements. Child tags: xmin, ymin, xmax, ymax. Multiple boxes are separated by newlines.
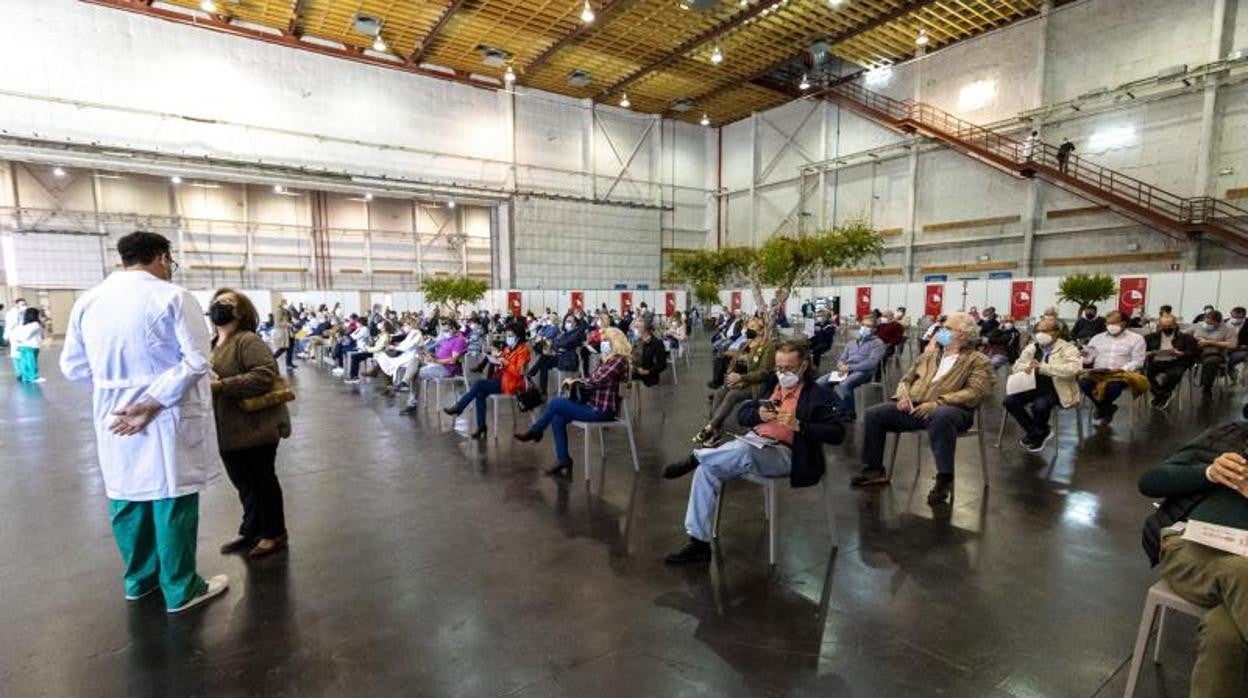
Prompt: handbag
<box><xmin>232</xmin><ymin>337</ymin><xmax>296</xmax><ymax>413</ymax></box>
<box><xmin>566</xmin><ymin>380</ymin><xmax>590</xmax><ymax>404</ymax></box>
<box><xmin>515</xmin><ymin>380</ymin><xmax>545</xmax><ymax>412</ymax></box>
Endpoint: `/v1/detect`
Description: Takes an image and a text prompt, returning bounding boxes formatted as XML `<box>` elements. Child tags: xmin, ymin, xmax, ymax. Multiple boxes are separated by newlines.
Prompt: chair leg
<box><xmin>1153</xmin><ymin>606</ymin><xmax>1167</xmax><ymax>664</ymax></box>
<box><xmin>713</xmin><ymin>483</ymin><xmax>725</xmax><ymax>539</ymax></box>
<box><xmin>583</xmin><ymin>428</ymin><xmax>592</xmax><ymax>483</ymax></box>
<box><xmin>766</xmin><ymin>483</ymin><xmax>778</xmax><ymax>566</ymax></box>
<box><xmin>625</xmin><ymin>424</ymin><xmax>640</xmax><ymax>472</ymax></box>
<box><xmin>887</xmin><ymin>432</ymin><xmax>900</xmax><ymax>480</ymax></box>
<box><xmin>995</xmin><ymin>409</ymin><xmax>1008</xmax><ymax>449</ymax></box>
<box><xmin>1123</xmin><ymin>599</ymin><xmax>1159</xmax><ymax>698</ymax></box>
<box><xmin>978</xmin><ymin>428</ymin><xmax>989</xmax><ymax>491</ymax></box>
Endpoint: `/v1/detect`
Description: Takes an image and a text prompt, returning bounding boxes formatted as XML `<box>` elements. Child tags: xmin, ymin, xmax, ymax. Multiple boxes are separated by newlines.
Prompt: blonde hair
<box><xmin>600</xmin><ymin>326</ymin><xmax>632</xmax><ymax>357</ymax></box>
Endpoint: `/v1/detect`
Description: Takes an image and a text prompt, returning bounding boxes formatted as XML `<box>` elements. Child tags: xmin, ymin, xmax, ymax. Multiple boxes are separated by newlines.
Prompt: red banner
<box><xmin>1009</xmin><ymin>280</ymin><xmax>1033</xmax><ymax>320</ymax></box>
<box><xmin>856</xmin><ymin>286</ymin><xmax>872</xmax><ymax>318</ymax></box>
<box><xmin>730</xmin><ymin>291</ymin><xmax>742</xmax><ymax>312</ymax></box>
<box><xmin>924</xmin><ymin>284</ymin><xmax>944</xmax><ymax>318</ymax></box>
<box><xmin>570</xmin><ymin>291</ymin><xmax>584</xmax><ymax>312</ymax></box>
<box><xmin>1118</xmin><ymin>276</ymin><xmax>1148</xmax><ymax>317</ymax></box>
<box><xmin>507</xmin><ymin>291</ymin><xmax>522</xmax><ymax>317</ymax></box>
<box><xmin>620</xmin><ymin>291</ymin><xmax>633</xmax><ymax>314</ymax></box>
<box><xmin>664</xmin><ymin>291</ymin><xmax>676</xmax><ymax>316</ymax></box>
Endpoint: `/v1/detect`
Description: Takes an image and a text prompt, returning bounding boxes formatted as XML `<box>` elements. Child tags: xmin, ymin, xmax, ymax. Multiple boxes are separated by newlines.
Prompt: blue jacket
<box><xmin>837</xmin><ymin>335</ymin><xmax>886</xmax><ymax>374</ymax></box>
<box><xmin>737</xmin><ymin>375</ymin><xmax>846</xmax><ymax>488</ymax></box>
<box><xmin>554</xmin><ymin>326</ymin><xmax>586</xmax><ymax>371</ymax></box>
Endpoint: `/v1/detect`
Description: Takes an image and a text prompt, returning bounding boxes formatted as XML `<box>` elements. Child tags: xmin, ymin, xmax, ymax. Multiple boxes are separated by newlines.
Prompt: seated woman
<box><xmin>528</xmin><ymin>314</ymin><xmax>585</xmax><ymax>394</ymax></box>
<box><xmin>444</xmin><ymin>323</ymin><xmax>531</xmax><ymax>439</ymax></box>
<box><xmin>514</xmin><ymin>327</ymin><xmax>631</xmax><ymax>478</ymax></box>
<box><xmin>631</xmin><ymin>319</ymin><xmax>668</xmax><ymax>387</ymax></box>
<box><xmin>344</xmin><ymin>320</ymin><xmax>392</xmax><ymax>384</ymax></box>
<box><xmin>664</xmin><ymin>311</ymin><xmax>687</xmax><ymax>354</ymax></box>
<box><xmin>693</xmin><ymin>316</ymin><xmax>773</xmax><ymax>446</ymax></box>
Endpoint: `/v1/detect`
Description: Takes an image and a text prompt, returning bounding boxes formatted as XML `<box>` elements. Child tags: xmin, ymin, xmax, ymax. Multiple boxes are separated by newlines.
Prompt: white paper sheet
<box><xmin>1183</xmin><ymin>519</ymin><xmax>1248</xmax><ymax>557</ymax></box>
<box><xmin>1005</xmin><ymin>370</ymin><xmax>1037</xmax><ymax>396</ymax></box>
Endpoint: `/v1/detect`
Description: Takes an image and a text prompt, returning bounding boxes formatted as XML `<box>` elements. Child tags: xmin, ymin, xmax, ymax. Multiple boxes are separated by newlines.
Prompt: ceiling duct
<box><xmin>684</xmin><ymin>0</ymin><xmax>720</xmax><ymax>11</ymax></box>
<box><xmin>670</xmin><ymin>98</ymin><xmax>695</xmax><ymax>112</ymax></box>
<box><xmin>478</xmin><ymin>46</ymin><xmax>511</xmax><ymax>67</ymax></box>
<box><xmin>567</xmin><ymin>69</ymin><xmax>593</xmax><ymax>87</ymax></box>
<box><xmin>352</xmin><ymin>14</ymin><xmax>381</xmax><ymax>36</ymax></box>
<box><xmin>808</xmin><ymin>39</ymin><xmax>831</xmax><ymax>66</ymax></box>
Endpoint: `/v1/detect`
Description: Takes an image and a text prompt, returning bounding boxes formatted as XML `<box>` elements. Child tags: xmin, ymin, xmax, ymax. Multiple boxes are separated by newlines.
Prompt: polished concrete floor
<box><xmin>2</xmin><ymin>345</ymin><xmax>1243</xmax><ymax>697</ymax></box>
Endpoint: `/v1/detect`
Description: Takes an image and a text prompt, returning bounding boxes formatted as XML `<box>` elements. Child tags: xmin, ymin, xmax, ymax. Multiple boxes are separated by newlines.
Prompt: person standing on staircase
<box><xmin>1057</xmin><ymin>138</ymin><xmax>1075</xmax><ymax>173</ymax></box>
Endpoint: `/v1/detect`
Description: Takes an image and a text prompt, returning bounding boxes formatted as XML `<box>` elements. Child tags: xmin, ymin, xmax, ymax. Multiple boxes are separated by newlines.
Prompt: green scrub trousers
<box><xmin>16</xmin><ymin>346</ymin><xmax>39</xmax><ymax>382</ymax></box>
<box><xmin>109</xmin><ymin>493</ymin><xmax>206</xmax><ymax>610</ymax></box>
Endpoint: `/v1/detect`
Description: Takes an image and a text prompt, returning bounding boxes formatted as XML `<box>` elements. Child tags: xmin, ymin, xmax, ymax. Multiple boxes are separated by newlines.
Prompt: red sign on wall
<box><xmin>665</xmin><ymin>292</ymin><xmax>676</xmax><ymax>316</ymax></box>
<box><xmin>570</xmin><ymin>291</ymin><xmax>584</xmax><ymax>311</ymax></box>
<box><xmin>856</xmin><ymin>287</ymin><xmax>872</xmax><ymax>318</ymax></box>
<box><xmin>730</xmin><ymin>291</ymin><xmax>742</xmax><ymax>312</ymax></box>
<box><xmin>1118</xmin><ymin>276</ymin><xmax>1148</xmax><ymax>317</ymax></box>
<box><xmin>924</xmin><ymin>284</ymin><xmax>944</xmax><ymax>318</ymax></box>
<box><xmin>620</xmin><ymin>291</ymin><xmax>633</xmax><ymax>314</ymax></box>
<box><xmin>1010</xmin><ymin>280</ymin><xmax>1033</xmax><ymax>320</ymax></box>
<box><xmin>507</xmin><ymin>291</ymin><xmax>522</xmax><ymax>317</ymax></box>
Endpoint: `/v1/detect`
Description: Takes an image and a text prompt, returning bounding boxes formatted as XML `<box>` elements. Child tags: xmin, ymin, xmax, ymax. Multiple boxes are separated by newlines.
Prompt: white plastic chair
<box><xmin>1123</xmin><ymin>579</ymin><xmax>1211</xmax><ymax>697</ymax></box>
<box><xmin>995</xmin><ymin>398</ymin><xmax>1084</xmax><ymax>449</ymax></box>
<box><xmin>712</xmin><ymin>471</ymin><xmax>780</xmax><ymax>566</ymax></box>
<box><xmin>887</xmin><ymin>405</ymin><xmax>990</xmax><ymax>491</ymax></box>
<box><xmin>484</xmin><ymin>393</ymin><xmax>535</xmax><ymax>440</ymax></box>
<box><xmin>570</xmin><ymin>398</ymin><xmax>640</xmax><ymax>483</ymax></box>
<box><xmin>422</xmin><ymin>356</ymin><xmax>470</xmax><ymax>419</ymax></box>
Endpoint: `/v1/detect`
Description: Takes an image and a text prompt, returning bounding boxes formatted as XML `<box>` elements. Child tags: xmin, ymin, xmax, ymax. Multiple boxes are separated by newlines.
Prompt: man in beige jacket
<box><xmin>1003</xmin><ymin>316</ymin><xmax>1083</xmax><ymax>451</ymax></box>
<box><xmin>851</xmin><ymin>312</ymin><xmax>995</xmax><ymax>505</ymax></box>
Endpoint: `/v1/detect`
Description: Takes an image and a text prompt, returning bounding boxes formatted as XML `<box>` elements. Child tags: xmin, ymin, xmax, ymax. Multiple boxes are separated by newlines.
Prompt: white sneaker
<box><xmin>32</xmin><ymin>377</ymin><xmax>46</xmax><ymax>384</ymax></box>
<box><xmin>167</xmin><ymin>574</ymin><xmax>228</xmax><ymax>614</ymax></box>
<box><xmin>125</xmin><ymin>585</ymin><xmax>160</xmax><ymax>601</ymax></box>
<box><xmin>331</xmin><ymin>368</ymin><xmax>345</xmax><ymax>377</ymax></box>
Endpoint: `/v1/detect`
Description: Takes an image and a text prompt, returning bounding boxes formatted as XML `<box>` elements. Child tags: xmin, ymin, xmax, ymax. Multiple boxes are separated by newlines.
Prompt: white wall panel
<box><xmin>512</xmin><ymin>198</ymin><xmax>659</xmax><ymax>289</ymax></box>
<box><xmin>1181</xmin><ymin>271</ymin><xmax>1221</xmax><ymax>319</ymax></box>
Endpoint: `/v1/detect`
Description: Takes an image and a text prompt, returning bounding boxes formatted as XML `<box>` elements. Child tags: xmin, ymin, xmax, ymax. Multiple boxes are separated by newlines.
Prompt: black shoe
<box><xmin>850</xmin><ymin>466</ymin><xmax>889</xmax><ymax>488</ymax></box>
<box><xmin>926</xmin><ymin>475</ymin><xmax>954</xmax><ymax>505</ymax></box>
<box><xmin>1024</xmin><ymin>429</ymin><xmax>1052</xmax><ymax>453</ymax></box>
<box><xmin>469</xmin><ymin>427</ymin><xmax>487</xmax><ymax>440</ymax></box>
<box><xmin>219</xmin><ymin>536</ymin><xmax>254</xmax><ymax>555</ymax></box>
<box><xmin>514</xmin><ymin>430</ymin><xmax>543</xmax><ymax>443</ymax></box>
<box><xmin>1101</xmin><ymin>404</ymin><xmax>1118</xmax><ymax>423</ymax></box>
<box><xmin>662</xmin><ymin>455</ymin><xmax>699</xmax><ymax>480</ymax></box>
<box><xmin>691</xmin><ymin>426</ymin><xmax>715</xmax><ymax>445</ymax></box>
<box><xmin>545</xmin><ymin>460</ymin><xmax>572</xmax><ymax>478</ymax></box>
<box><xmin>443</xmin><ymin>406</ymin><xmax>462</xmax><ymax>417</ymax></box>
<box><xmin>399</xmin><ymin>404</ymin><xmax>418</xmax><ymax>416</ymax></box>
<box><xmin>664</xmin><ymin>538</ymin><xmax>712</xmax><ymax>564</ymax></box>
<box><xmin>1153</xmin><ymin>393</ymin><xmax>1173</xmax><ymax>410</ymax></box>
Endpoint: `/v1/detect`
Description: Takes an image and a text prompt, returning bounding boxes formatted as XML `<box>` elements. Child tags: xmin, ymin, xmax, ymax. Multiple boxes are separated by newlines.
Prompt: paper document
<box><xmin>1183</xmin><ymin>520</ymin><xmax>1248</xmax><ymax>557</ymax></box>
<box><xmin>734</xmin><ymin>432</ymin><xmax>779</xmax><ymax>449</ymax></box>
<box><xmin>823</xmin><ymin>371</ymin><xmax>847</xmax><ymax>384</ymax></box>
<box><xmin>1005</xmin><ymin>371</ymin><xmax>1037</xmax><ymax>396</ymax></box>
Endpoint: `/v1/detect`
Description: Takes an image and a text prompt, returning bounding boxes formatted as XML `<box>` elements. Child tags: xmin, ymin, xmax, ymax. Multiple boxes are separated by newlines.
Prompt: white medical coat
<box><xmin>60</xmin><ymin>271</ymin><xmax>220</xmax><ymax>501</ymax></box>
<box><xmin>5</xmin><ymin>305</ymin><xmax>25</xmax><ymax>357</ymax></box>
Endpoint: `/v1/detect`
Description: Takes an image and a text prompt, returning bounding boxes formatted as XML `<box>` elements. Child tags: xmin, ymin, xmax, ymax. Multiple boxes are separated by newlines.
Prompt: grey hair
<box><xmin>944</xmin><ymin>311</ymin><xmax>980</xmax><ymax>344</ymax></box>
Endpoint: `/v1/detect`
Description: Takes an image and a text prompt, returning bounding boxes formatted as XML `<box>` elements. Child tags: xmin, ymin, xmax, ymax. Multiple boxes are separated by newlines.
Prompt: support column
<box><xmin>902</xmin><ymin>144</ymin><xmax>919</xmax><ymax>281</ymax></box>
<box><xmin>1195</xmin><ymin>0</ymin><xmax>1233</xmax><ymax>197</ymax></box>
<box><xmin>749</xmin><ymin>112</ymin><xmax>760</xmax><ymax>246</ymax></box>
<box><xmin>584</xmin><ymin>100</ymin><xmax>596</xmax><ymax>200</ymax></box>
<box><xmin>1020</xmin><ymin>0</ymin><xmax>1053</xmax><ymax>278</ymax></box>
<box><xmin>818</xmin><ymin>102</ymin><xmax>829</xmax><ymax>230</ymax></box>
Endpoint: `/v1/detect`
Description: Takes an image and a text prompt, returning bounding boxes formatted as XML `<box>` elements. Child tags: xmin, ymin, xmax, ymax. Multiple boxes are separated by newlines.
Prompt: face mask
<box><xmin>776</xmin><ymin>370</ymin><xmax>800</xmax><ymax>389</ymax></box>
<box><xmin>745</xmin><ymin>329</ymin><xmax>759</xmax><ymax>340</ymax></box>
<box><xmin>935</xmin><ymin>328</ymin><xmax>955</xmax><ymax>347</ymax></box>
<box><xmin>1230</xmin><ymin>317</ymin><xmax>1245</xmax><ymax>327</ymax></box>
<box><xmin>1204</xmin><ymin>322</ymin><xmax>1217</xmax><ymax>331</ymax></box>
<box><xmin>505</xmin><ymin>336</ymin><xmax>518</xmax><ymax>348</ymax></box>
<box><xmin>1106</xmin><ymin>325</ymin><xmax>1124</xmax><ymax>336</ymax></box>
<box><xmin>858</xmin><ymin>326</ymin><xmax>874</xmax><ymax>339</ymax></box>
<box><xmin>1002</xmin><ymin>323</ymin><xmax>1014</xmax><ymax>331</ymax></box>
<box><xmin>564</xmin><ymin>322</ymin><xmax>575</xmax><ymax>331</ymax></box>
<box><xmin>1161</xmin><ymin>327</ymin><xmax>1175</xmax><ymax>336</ymax></box>
<box><xmin>208</xmin><ymin>302</ymin><xmax>235</xmax><ymax>327</ymax></box>
<box><xmin>1084</xmin><ymin>311</ymin><xmax>1096</xmax><ymax>319</ymax></box>
<box><xmin>1034</xmin><ymin>332</ymin><xmax>1054</xmax><ymax>346</ymax></box>
<box><xmin>600</xmin><ymin>341</ymin><xmax>612</xmax><ymax>355</ymax></box>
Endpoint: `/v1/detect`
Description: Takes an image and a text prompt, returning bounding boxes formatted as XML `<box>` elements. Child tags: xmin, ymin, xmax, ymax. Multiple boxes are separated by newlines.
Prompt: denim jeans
<box><xmin>531</xmin><ymin>397</ymin><xmax>614</xmax><ymax>463</ymax></box>
<box><xmin>451</xmin><ymin>378</ymin><xmax>502</xmax><ymax>430</ymax></box>
<box><xmin>685</xmin><ymin>439</ymin><xmax>791</xmax><ymax>542</ymax></box>
<box><xmin>827</xmin><ymin>370</ymin><xmax>873</xmax><ymax>416</ymax></box>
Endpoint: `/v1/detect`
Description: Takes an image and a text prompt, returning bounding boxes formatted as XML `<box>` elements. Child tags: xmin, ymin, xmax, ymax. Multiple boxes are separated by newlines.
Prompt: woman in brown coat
<box><xmin>208</xmin><ymin>288</ymin><xmax>292</xmax><ymax>558</ymax></box>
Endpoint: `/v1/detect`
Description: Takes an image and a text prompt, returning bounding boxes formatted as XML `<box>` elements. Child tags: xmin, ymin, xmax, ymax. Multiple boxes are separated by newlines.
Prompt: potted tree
<box><xmin>1056</xmin><ymin>273</ymin><xmax>1116</xmax><ymax>317</ymax></box>
<box><xmin>420</xmin><ymin>275</ymin><xmax>489</xmax><ymax>316</ymax></box>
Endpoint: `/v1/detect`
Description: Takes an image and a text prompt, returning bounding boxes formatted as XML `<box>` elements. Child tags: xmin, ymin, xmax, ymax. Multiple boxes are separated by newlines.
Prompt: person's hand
<box><xmin>911</xmin><ymin>401</ymin><xmax>939</xmax><ymax>418</ymax></box>
<box><xmin>725</xmin><ymin>372</ymin><xmax>741</xmax><ymax>386</ymax></box>
<box><xmin>837</xmin><ymin>362</ymin><xmax>849</xmax><ymax>373</ymax></box>
<box><xmin>210</xmin><ymin>380</ymin><xmax>223</xmax><ymax>395</ymax></box>
<box><xmin>637</xmin><ymin>367</ymin><xmax>649</xmax><ymax>375</ymax></box>
<box><xmin>776</xmin><ymin>411</ymin><xmax>800</xmax><ymax>431</ymax></box>
<box><xmin>896</xmin><ymin>398</ymin><xmax>913</xmax><ymax>413</ymax></box>
<box><xmin>110</xmin><ymin>399</ymin><xmax>162</xmax><ymax>436</ymax></box>
<box><xmin>1208</xmin><ymin>453</ymin><xmax>1248</xmax><ymax>493</ymax></box>
<box><xmin>758</xmin><ymin>403</ymin><xmax>778</xmax><ymax>422</ymax></box>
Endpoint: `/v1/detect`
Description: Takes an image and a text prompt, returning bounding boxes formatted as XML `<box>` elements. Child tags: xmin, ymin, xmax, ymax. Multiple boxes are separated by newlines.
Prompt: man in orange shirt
<box><xmin>662</xmin><ymin>340</ymin><xmax>847</xmax><ymax>564</ymax></box>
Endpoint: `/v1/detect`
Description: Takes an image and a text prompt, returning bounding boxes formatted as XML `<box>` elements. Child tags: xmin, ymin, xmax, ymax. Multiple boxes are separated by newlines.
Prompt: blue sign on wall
<box><xmin>613</xmin><ymin>283</ymin><xmax>628</xmax><ymax>290</ymax></box>
<box><xmin>988</xmin><ymin>271</ymin><xmax>1013</xmax><ymax>280</ymax></box>
<box><xmin>635</xmin><ymin>284</ymin><xmax>650</xmax><ymax>290</ymax></box>
<box><xmin>924</xmin><ymin>274</ymin><xmax>948</xmax><ymax>283</ymax></box>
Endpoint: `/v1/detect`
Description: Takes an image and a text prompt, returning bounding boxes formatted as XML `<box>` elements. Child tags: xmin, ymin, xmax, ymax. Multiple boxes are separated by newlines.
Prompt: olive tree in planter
<box><xmin>1056</xmin><ymin>273</ymin><xmax>1116</xmax><ymax>315</ymax></box>
<box><xmin>420</xmin><ymin>275</ymin><xmax>489</xmax><ymax>316</ymax></box>
<box><xmin>669</xmin><ymin>219</ymin><xmax>883</xmax><ymax>336</ymax></box>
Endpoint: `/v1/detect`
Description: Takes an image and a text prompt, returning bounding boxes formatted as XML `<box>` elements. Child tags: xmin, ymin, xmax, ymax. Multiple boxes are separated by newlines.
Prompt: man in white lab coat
<box><xmin>60</xmin><ymin>232</ymin><xmax>228</xmax><ymax>613</ymax></box>
<box><xmin>5</xmin><ymin>297</ymin><xmax>28</xmax><ymax>376</ymax></box>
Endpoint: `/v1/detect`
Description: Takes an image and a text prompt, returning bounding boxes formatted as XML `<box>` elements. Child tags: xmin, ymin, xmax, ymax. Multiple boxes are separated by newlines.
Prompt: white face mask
<box><xmin>1034</xmin><ymin>332</ymin><xmax>1054</xmax><ymax>346</ymax></box>
<box><xmin>1106</xmin><ymin>325</ymin><xmax>1124</xmax><ymax>336</ymax></box>
<box><xmin>505</xmin><ymin>336</ymin><xmax>518</xmax><ymax>348</ymax></box>
<box><xmin>1002</xmin><ymin>323</ymin><xmax>1014</xmax><ymax>330</ymax></box>
<box><xmin>1230</xmin><ymin>317</ymin><xmax>1245</xmax><ymax>327</ymax></box>
<box><xmin>564</xmin><ymin>322</ymin><xmax>575</xmax><ymax>331</ymax></box>
<box><xmin>600</xmin><ymin>341</ymin><xmax>612</xmax><ymax>355</ymax></box>
<box><xmin>776</xmin><ymin>370</ymin><xmax>800</xmax><ymax>389</ymax></box>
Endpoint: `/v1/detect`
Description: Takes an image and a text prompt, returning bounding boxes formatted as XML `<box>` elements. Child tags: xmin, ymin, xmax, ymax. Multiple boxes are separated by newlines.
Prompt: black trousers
<box><xmin>1003</xmin><ymin>385</ymin><xmax>1059</xmax><ymax>440</ymax></box>
<box><xmin>1200</xmin><ymin>355</ymin><xmax>1226</xmax><ymax>388</ymax></box>
<box><xmin>1147</xmin><ymin>361</ymin><xmax>1189</xmax><ymax>399</ymax></box>
<box><xmin>221</xmin><ymin>442</ymin><xmax>287</xmax><ymax>541</ymax></box>
<box><xmin>273</xmin><ymin>339</ymin><xmax>295</xmax><ymax>368</ymax></box>
<box><xmin>528</xmin><ymin>355</ymin><xmax>557</xmax><ymax>393</ymax></box>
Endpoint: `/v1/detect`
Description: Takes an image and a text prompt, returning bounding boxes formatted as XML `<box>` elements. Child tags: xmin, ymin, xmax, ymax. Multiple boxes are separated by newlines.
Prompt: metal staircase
<box><xmin>822</xmin><ymin>81</ymin><xmax>1248</xmax><ymax>257</ymax></box>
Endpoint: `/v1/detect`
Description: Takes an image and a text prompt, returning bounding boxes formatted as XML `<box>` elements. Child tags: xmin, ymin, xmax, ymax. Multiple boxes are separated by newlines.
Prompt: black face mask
<box><xmin>745</xmin><ymin>329</ymin><xmax>758</xmax><ymax>340</ymax></box>
<box><xmin>208</xmin><ymin>302</ymin><xmax>235</xmax><ymax>327</ymax></box>
<box><xmin>1161</xmin><ymin>327</ymin><xmax>1175</xmax><ymax>336</ymax></box>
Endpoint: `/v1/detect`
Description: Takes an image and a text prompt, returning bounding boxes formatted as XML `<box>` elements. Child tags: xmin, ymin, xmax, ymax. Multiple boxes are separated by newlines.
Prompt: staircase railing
<box><xmin>825</xmin><ymin>82</ymin><xmax>1245</xmax><ymax>247</ymax></box>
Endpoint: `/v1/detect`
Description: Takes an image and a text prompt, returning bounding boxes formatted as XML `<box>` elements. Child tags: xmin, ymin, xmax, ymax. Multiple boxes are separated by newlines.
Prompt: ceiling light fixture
<box><xmin>52</xmin><ymin>166</ymin><xmax>66</xmax><ymax>177</ymax></box>
<box><xmin>710</xmin><ymin>46</ymin><xmax>724</xmax><ymax>65</ymax></box>
<box><xmin>829</xmin><ymin>0</ymin><xmax>843</xmax><ymax>6</ymax></box>
<box><xmin>200</xmin><ymin>0</ymin><xmax>216</xmax><ymax>13</ymax></box>
<box><xmin>170</xmin><ymin>175</ymin><xmax>183</xmax><ymax>185</ymax></box>
<box><xmin>364</xmin><ymin>192</ymin><xmax>374</xmax><ymax>201</ymax></box>
<box><xmin>700</xmin><ymin>114</ymin><xmax>711</xmax><ymax>126</ymax></box>
<box><xmin>447</xmin><ymin>200</ymin><xmax>457</xmax><ymax>209</ymax></box>
<box><xmin>619</xmin><ymin>93</ymin><xmax>631</xmax><ymax>108</ymax></box>
<box><xmin>373</xmin><ymin>33</ymin><xmax>387</xmax><ymax>53</ymax></box>
<box><xmin>504</xmin><ymin>65</ymin><xmax>516</xmax><ymax>83</ymax></box>
<box><xmin>799</xmin><ymin>74</ymin><xmax>811</xmax><ymax>90</ymax></box>
<box><xmin>915</xmin><ymin>29</ymin><xmax>929</xmax><ymax>46</ymax></box>
<box><xmin>273</xmin><ymin>185</ymin><xmax>285</xmax><ymax>194</ymax></box>
<box><xmin>580</xmin><ymin>0</ymin><xmax>595</xmax><ymax>24</ymax></box>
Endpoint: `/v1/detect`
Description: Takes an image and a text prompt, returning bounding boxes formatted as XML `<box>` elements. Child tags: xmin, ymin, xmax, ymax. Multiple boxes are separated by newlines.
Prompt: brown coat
<box><xmin>894</xmin><ymin>348</ymin><xmax>995</xmax><ymax>407</ymax></box>
<box><xmin>211</xmin><ymin>331</ymin><xmax>291</xmax><ymax>452</ymax></box>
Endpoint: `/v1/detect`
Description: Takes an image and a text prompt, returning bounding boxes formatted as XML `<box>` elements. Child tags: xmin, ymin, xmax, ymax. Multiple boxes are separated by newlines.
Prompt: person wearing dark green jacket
<box><xmin>1138</xmin><ymin>412</ymin><xmax>1248</xmax><ymax>698</ymax></box>
<box><xmin>692</xmin><ymin>316</ymin><xmax>774</xmax><ymax>447</ymax></box>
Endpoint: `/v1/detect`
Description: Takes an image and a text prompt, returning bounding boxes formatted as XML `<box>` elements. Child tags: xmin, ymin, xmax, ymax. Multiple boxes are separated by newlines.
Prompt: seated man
<box><xmin>1137</xmin><ymin>404</ymin><xmax>1248</xmax><ymax>698</ymax></box>
<box><xmin>850</xmin><ymin>312</ymin><xmax>995</xmax><ymax>505</ymax></box>
<box><xmin>1191</xmin><ymin>310</ymin><xmax>1238</xmax><ymax>395</ymax></box>
<box><xmin>693</xmin><ymin>317</ymin><xmax>773</xmax><ymax>446</ymax></box>
<box><xmin>1143</xmin><ymin>314</ymin><xmax>1197</xmax><ymax>409</ymax></box>
<box><xmin>819</xmin><ymin>315</ymin><xmax>884</xmax><ymax>419</ymax></box>
<box><xmin>809</xmin><ymin>313</ymin><xmax>837</xmax><ymax>368</ymax></box>
<box><xmin>661</xmin><ymin>340</ymin><xmax>846</xmax><ymax>564</ymax></box>
<box><xmin>874</xmin><ymin>310</ymin><xmax>906</xmax><ymax>378</ymax></box>
<box><xmin>630</xmin><ymin>319</ymin><xmax>668</xmax><ymax>387</ymax></box>
<box><xmin>981</xmin><ymin>315</ymin><xmax>1021</xmax><ymax>370</ymax></box>
<box><xmin>1079</xmin><ymin>310</ymin><xmax>1147</xmax><ymax>424</ymax></box>
<box><xmin>1072</xmin><ymin>304</ymin><xmax>1107</xmax><ymax>343</ymax></box>
<box><xmin>399</xmin><ymin>319</ymin><xmax>467</xmax><ymax>415</ymax></box>
<box><xmin>1003</xmin><ymin>316</ymin><xmax>1082</xmax><ymax>451</ymax></box>
<box><xmin>1229</xmin><ymin>306</ymin><xmax>1248</xmax><ymax>374</ymax></box>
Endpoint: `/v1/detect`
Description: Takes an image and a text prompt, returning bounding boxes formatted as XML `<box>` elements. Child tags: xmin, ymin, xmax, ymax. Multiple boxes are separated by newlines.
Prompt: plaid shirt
<box><xmin>584</xmin><ymin>354</ymin><xmax>627</xmax><ymax>415</ymax></box>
